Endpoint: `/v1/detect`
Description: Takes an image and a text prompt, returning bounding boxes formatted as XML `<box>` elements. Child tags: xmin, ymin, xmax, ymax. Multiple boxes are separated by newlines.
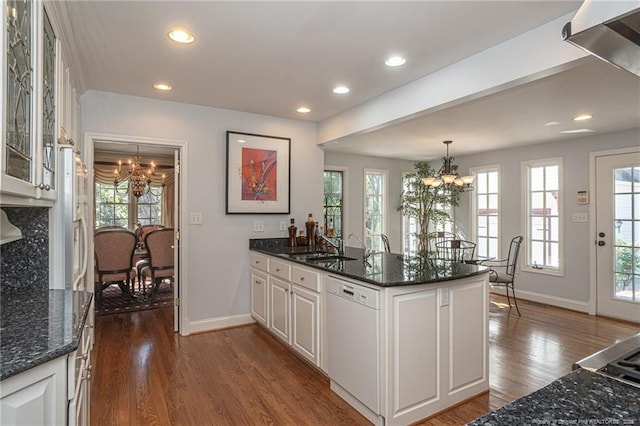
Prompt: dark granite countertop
<box><xmin>250</xmin><ymin>238</ymin><xmax>489</xmax><ymax>287</ymax></box>
<box><xmin>1</xmin><ymin>288</ymin><xmax>93</xmax><ymax>380</ymax></box>
<box><xmin>468</xmin><ymin>368</ymin><xmax>640</xmax><ymax>425</ymax></box>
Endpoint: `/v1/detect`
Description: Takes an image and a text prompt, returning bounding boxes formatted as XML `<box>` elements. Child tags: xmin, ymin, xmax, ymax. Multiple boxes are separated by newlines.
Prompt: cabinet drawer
<box><xmin>291</xmin><ymin>266</ymin><xmax>320</xmax><ymax>292</ymax></box>
<box><xmin>269</xmin><ymin>259</ymin><xmax>291</xmax><ymax>281</ymax></box>
<box><xmin>250</xmin><ymin>252</ymin><xmax>269</xmax><ymax>272</ymax></box>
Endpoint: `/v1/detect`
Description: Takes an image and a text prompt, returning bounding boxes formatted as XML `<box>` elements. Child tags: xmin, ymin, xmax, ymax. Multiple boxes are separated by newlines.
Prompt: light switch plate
<box><xmin>190</xmin><ymin>212</ymin><xmax>203</xmax><ymax>225</ymax></box>
<box><xmin>254</xmin><ymin>220</ymin><xmax>264</xmax><ymax>232</ymax></box>
<box><xmin>572</xmin><ymin>212</ymin><xmax>588</xmax><ymax>223</ymax></box>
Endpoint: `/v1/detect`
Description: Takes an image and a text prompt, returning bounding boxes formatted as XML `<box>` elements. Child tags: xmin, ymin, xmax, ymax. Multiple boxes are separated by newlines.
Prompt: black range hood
<box><xmin>562</xmin><ymin>0</ymin><xmax>640</xmax><ymax>77</ymax></box>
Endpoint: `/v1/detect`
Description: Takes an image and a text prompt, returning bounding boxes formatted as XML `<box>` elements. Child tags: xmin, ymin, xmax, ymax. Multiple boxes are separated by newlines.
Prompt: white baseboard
<box><xmin>187</xmin><ymin>313</ymin><xmax>255</xmax><ymax>334</ymax></box>
<box><xmin>494</xmin><ymin>289</ymin><xmax>589</xmax><ymax>313</ymax></box>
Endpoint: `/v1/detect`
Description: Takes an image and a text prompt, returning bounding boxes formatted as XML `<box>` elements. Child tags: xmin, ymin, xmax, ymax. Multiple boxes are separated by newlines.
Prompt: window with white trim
<box><xmin>523</xmin><ymin>158</ymin><xmax>562</xmax><ymax>274</ymax></box>
<box><xmin>471</xmin><ymin>166</ymin><xmax>500</xmax><ymax>259</ymax></box>
<box><xmin>364</xmin><ymin>169</ymin><xmax>387</xmax><ymax>253</ymax></box>
<box><xmin>401</xmin><ymin>172</ymin><xmax>419</xmax><ymax>254</ymax></box>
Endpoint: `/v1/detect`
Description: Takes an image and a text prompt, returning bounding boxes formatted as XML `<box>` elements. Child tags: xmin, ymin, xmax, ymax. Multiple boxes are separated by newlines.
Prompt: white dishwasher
<box><xmin>326</xmin><ymin>275</ymin><xmax>381</xmax><ymax>415</ymax></box>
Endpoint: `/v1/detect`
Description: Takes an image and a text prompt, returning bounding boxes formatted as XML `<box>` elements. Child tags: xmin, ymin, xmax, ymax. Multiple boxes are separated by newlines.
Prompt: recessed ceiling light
<box><xmin>560</xmin><ymin>128</ymin><xmax>594</xmax><ymax>134</ymax></box>
<box><xmin>237</xmin><ymin>139</ymin><xmax>246</xmax><ymax>144</ymax></box>
<box><xmin>153</xmin><ymin>83</ymin><xmax>172</xmax><ymax>91</ymax></box>
<box><xmin>168</xmin><ymin>29</ymin><xmax>195</xmax><ymax>44</ymax></box>
<box><xmin>385</xmin><ymin>56</ymin><xmax>406</xmax><ymax>67</ymax></box>
<box><xmin>544</xmin><ymin>121</ymin><xmax>561</xmax><ymax>127</ymax></box>
<box><xmin>297</xmin><ymin>106</ymin><xmax>311</xmax><ymax>113</ymax></box>
<box><xmin>333</xmin><ymin>86</ymin><xmax>350</xmax><ymax>94</ymax></box>
<box><xmin>573</xmin><ymin>114</ymin><xmax>593</xmax><ymax>121</ymax></box>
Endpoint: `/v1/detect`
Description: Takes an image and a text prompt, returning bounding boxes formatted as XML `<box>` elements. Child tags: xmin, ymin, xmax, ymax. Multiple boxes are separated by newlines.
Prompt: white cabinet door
<box><xmin>291</xmin><ymin>284</ymin><xmax>320</xmax><ymax>366</ymax></box>
<box><xmin>0</xmin><ymin>357</ymin><xmax>67</xmax><ymax>426</ymax></box>
<box><xmin>270</xmin><ymin>277</ymin><xmax>291</xmax><ymax>343</ymax></box>
<box><xmin>250</xmin><ymin>268</ymin><xmax>268</xmax><ymax>326</ymax></box>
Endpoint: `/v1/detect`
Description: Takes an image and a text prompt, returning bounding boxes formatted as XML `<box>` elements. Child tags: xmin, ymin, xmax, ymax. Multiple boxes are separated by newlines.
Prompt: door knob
<box><xmin>597</xmin><ymin>241</ymin><xmax>605</xmax><ymax>246</ymax></box>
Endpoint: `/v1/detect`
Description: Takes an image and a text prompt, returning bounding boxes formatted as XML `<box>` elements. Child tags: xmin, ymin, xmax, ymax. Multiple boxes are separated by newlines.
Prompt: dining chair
<box><xmin>482</xmin><ymin>236</ymin><xmax>524</xmax><ymax>316</ymax></box>
<box><xmin>94</xmin><ymin>229</ymin><xmax>137</xmax><ymax>306</ymax></box>
<box><xmin>134</xmin><ymin>224</ymin><xmax>166</xmax><ymax>291</ymax></box>
<box><xmin>381</xmin><ymin>234</ymin><xmax>391</xmax><ymax>253</ymax></box>
<box><xmin>427</xmin><ymin>231</ymin><xmax>456</xmax><ymax>256</ymax></box>
<box><xmin>435</xmin><ymin>239</ymin><xmax>477</xmax><ymax>262</ymax></box>
<box><xmin>140</xmin><ymin>228</ymin><xmax>175</xmax><ymax>298</ymax></box>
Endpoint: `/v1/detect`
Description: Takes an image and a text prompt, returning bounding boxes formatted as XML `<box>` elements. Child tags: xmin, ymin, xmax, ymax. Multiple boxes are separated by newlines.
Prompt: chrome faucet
<box><xmin>321</xmin><ymin>235</ymin><xmax>344</xmax><ymax>255</ymax></box>
<box><xmin>348</xmin><ymin>233</ymin><xmax>371</xmax><ymax>260</ymax></box>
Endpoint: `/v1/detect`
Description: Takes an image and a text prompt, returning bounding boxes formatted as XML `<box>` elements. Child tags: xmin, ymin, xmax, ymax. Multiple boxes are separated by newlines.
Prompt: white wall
<box><xmin>324</xmin><ymin>151</ymin><xmax>414</xmax><ymax>253</ymax></box>
<box><xmin>81</xmin><ymin>91</ymin><xmax>322</xmax><ymax>331</ymax></box>
<box><xmin>454</xmin><ymin>128</ymin><xmax>640</xmax><ymax>310</ymax></box>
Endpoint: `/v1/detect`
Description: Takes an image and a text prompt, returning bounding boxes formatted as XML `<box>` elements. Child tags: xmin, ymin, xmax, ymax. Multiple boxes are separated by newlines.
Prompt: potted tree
<box><xmin>399</xmin><ymin>161</ymin><xmax>463</xmax><ymax>255</ymax></box>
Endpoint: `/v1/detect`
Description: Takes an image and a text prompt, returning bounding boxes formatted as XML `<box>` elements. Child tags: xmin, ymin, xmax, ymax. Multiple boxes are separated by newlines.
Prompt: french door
<box><xmin>595</xmin><ymin>150</ymin><xmax>640</xmax><ymax>323</ymax></box>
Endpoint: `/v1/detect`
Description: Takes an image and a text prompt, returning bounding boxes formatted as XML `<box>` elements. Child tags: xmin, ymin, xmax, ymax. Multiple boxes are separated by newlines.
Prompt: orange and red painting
<box><xmin>241</xmin><ymin>148</ymin><xmax>277</xmax><ymax>201</ymax></box>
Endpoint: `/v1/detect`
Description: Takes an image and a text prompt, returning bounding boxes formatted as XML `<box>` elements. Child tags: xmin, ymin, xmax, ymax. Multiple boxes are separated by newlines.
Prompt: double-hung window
<box><xmin>401</xmin><ymin>172</ymin><xmax>419</xmax><ymax>254</ymax></box>
<box><xmin>95</xmin><ymin>181</ymin><xmax>130</xmax><ymax>227</ymax></box>
<box><xmin>364</xmin><ymin>169</ymin><xmax>387</xmax><ymax>252</ymax></box>
<box><xmin>523</xmin><ymin>158</ymin><xmax>563</xmax><ymax>275</ymax></box>
<box><xmin>471</xmin><ymin>166</ymin><xmax>500</xmax><ymax>259</ymax></box>
<box><xmin>323</xmin><ymin>170</ymin><xmax>344</xmax><ymax>238</ymax></box>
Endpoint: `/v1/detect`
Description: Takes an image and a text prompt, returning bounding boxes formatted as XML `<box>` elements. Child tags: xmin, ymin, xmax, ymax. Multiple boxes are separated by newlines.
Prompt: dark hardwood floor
<box><xmin>91</xmin><ymin>295</ymin><xmax>639</xmax><ymax>425</ymax></box>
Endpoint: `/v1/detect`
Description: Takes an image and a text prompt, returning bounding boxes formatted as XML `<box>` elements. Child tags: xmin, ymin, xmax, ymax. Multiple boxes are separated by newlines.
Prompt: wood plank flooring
<box><xmin>91</xmin><ymin>295</ymin><xmax>639</xmax><ymax>425</ymax></box>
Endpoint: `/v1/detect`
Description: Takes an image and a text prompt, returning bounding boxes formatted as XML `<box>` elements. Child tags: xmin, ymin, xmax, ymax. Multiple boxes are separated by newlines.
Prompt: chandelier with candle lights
<box><xmin>113</xmin><ymin>146</ymin><xmax>165</xmax><ymax>198</ymax></box>
<box><xmin>422</xmin><ymin>140</ymin><xmax>474</xmax><ymax>192</ymax></box>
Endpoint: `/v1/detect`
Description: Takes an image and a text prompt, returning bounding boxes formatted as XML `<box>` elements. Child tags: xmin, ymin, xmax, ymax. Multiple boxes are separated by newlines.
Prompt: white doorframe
<box><xmin>84</xmin><ymin>132</ymin><xmax>190</xmax><ymax>336</ymax></box>
<box><xmin>588</xmin><ymin>146</ymin><xmax>640</xmax><ymax>316</ymax></box>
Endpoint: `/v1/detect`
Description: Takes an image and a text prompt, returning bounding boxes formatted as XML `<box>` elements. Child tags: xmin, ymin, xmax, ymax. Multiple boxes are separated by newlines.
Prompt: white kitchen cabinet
<box><xmin>0</xmin><ymin>357</ymin><xmax>67</xmax><ymax>426</ymax></box>
<box><xmin>1</xmin><ymin>1</ymin><xmax>80</xmax><ymax>203</ymax></box>
<box><xmin>250</xmin><ymin>252</ymin><xmax>269</xmax><ymax>327</ymax></box>
<box><xmin>250</xmin><ymin>269</ymin><xmax>268</xmax><ymax>327</ymax></box>
<box><xmin>269</xmin><ymin>276</ymin><xmax>291</xmax><ymax>343</ymax></box>
<box><xmin>291</xmin><ymin>284</ymin><xmax>320</xmax><ymax>366</ymax></box>
<box><xmin>67</xmin><ymin>298</ymin><xmax>94</xmax><ymax>426</ymax></box>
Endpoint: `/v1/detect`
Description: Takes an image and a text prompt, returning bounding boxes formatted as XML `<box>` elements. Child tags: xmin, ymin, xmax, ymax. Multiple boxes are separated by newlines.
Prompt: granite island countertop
<box><xmin>467</xmin><ymin>368</ymin><xmax>640</xmax><ymax>425</ymax></box>
<box><xmin>1</xmin><ymin>287</ymin><xmax>93</xmax><ymax>380</ymax></box>
<box><xmin>250</xmin><ymin>238</ymin><xmax>489</xmax><ymax>287</ymax></box>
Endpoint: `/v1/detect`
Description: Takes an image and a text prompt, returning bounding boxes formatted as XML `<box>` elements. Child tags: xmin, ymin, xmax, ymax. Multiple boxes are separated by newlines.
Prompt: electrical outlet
<box><xmin>280</xmin><ymin>221</ymin><xmax>287</xmax><ymax>231</ymax></box>
<box><xmin>190</xmin><ymin>212</ymin><xmax>203</xmax><ymax>225</ymax></box>
<box><xmin>254</xmin><ymin>220</ymin><xmax>264</xmax><ymax>232</ymax></box>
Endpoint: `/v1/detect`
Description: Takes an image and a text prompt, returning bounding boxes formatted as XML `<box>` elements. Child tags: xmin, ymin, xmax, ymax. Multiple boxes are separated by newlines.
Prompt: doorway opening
<box><xmin>85</xmin><ymin>133</ymin><xmax>187</xmax><ymax>334</ymax></box>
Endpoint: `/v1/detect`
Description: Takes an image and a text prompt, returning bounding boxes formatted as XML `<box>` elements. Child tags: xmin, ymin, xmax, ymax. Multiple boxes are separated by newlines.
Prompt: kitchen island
<box><xmin>250</xmin><ymin>238</ymin><xmax>490</xmax><ymax>425</ymax></box>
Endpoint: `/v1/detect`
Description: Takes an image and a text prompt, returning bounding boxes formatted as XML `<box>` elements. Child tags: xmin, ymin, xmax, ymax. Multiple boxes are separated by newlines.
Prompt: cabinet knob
<box><xmin>276</xmin><ymin>268</ymin><xmax>280</xmax><ymax>272</ymax></box>
<box><xmin>255</xmin><ymin>280</ymin><xmax>261</xmax><ymax>285</ymax></box>
<box><xmin>299</xmin><ymin>277</ymin><xmax>305</xmax><ymax>281</ymax></box>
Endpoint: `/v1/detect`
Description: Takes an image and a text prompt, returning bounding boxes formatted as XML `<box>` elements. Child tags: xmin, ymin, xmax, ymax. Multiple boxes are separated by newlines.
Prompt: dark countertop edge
<box><xmin>250</xmin><ymin>247</ymin><xmax>489</xmax><ymax>287</ymax></box>
<box><xmin>0</xmin><ymin>291</ymin><xmax>93</xmax><ymax>381</ymax></box>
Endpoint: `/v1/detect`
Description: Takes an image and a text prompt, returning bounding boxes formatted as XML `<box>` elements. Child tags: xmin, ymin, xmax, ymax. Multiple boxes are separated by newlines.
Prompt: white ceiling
<box><xmin>65</xmin><ymin>1</ymin><xmax>640</xmax><ymax>160</ymax></box>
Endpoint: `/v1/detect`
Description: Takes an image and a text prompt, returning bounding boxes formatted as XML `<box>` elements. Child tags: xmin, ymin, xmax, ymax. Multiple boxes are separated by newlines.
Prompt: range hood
<box><xmin>562</xmin><ymin>0</ymin><xmax>640</xmax><ymax>76</ymax></box>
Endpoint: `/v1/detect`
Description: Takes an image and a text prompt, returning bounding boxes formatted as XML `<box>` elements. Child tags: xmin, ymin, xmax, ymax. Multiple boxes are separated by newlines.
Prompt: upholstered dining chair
<box><xmin>140</xmin><ymin>228</ymin><xmax>175</xmax><ymax>298</ymax></box>
<box><xmin>94</xmin><ymin>229</ymin><xmax>137</xmax><ymax>306</ymax></box>
<box><xmin>435</xmin><ymin>239</ymin><xmax>477</xmax><ymax>262</ymax></box>
<box><xmin>134</xmin><ymin>224</ymin><xmax>166</xmax><ymax>290</ymax></box>
<box><xmin>483</xmin><ymin>236</ymin><xmax>524</xmax><ymax>316</ymax></box>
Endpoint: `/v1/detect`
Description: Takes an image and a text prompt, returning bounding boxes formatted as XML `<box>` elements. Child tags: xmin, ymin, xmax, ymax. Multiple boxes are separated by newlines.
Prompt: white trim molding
<box><xmin>493</xmin><ymin>289</ymin><xmax>589</xmax><ymax>313</ymax></box>
<box><xmin>188</xmin><ymin>313</ymin><xmax>255</xmax><ymax>335</ymax></box>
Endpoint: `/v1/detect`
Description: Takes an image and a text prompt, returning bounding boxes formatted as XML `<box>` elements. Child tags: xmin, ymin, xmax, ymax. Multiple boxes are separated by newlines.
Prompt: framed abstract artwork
<box><xmin>225</xmin><ymin>131</ymin><xmax>291</xmax><ymax>214</ymax></box>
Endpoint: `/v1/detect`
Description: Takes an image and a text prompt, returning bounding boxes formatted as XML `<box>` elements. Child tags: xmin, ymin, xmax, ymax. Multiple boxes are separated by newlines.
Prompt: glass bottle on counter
<box><xmin>288</xmin><ymin>218</ymin><xmax>297</xmax><ymax>247</ymax></box>
<box><xmin>297</xmin><ymin>230</ymin><xmax>307</xmax><ymax>246</ymax></box>
<box><xmin>305</xmin><ymin>214</ymin><xmax>316</xmax><ymax>248</ymax></box>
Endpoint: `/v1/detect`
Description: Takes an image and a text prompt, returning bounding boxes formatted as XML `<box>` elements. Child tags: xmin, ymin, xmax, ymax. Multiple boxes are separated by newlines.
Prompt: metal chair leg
<box><xmin>509</xmin><ymin>284</ymin><xmax>521</xmax><ymax>316</ymax></box>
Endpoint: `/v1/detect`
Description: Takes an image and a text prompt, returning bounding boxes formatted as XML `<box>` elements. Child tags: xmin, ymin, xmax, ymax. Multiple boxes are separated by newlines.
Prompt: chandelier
<box><xmin>422</xmin><ymin>140</ymin><xmax>474</xmax><ymax>192</ymax></box>
<box><xmin>113</xmin><ymin>146</ymin><xmax>165</xmax><ymax>198</ymax></box>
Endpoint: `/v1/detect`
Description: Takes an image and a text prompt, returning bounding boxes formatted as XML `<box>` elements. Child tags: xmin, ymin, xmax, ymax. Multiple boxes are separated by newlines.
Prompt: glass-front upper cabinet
<box><xmin>1</xmin><ymin>0</ymin><xmax>58</xmax><ymax>201</ymax></box>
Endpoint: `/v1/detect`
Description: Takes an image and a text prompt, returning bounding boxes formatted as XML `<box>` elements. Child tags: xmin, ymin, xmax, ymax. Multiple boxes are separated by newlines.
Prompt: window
<box><xmin>95</xmin><ymin>182</ymin><xmax>163</xmax><ymax>229</ymax></box>
<box><xmin>137</xmin><ymin>188</ymin><xmax>163</xmax><ymax>225</ymax></box>
<box><xmin>401</xmin><ymin>172</ymin><xmax>418</xmax><ymax>254</ymax></box>
<box><xmin>323</xmin><ymin>170</ymin><xmax>343</xmax><ymax>237</ymax></box>
<box><xmin>523</xmin><ymin>158</ymin><xmax>562</xmax><ymax>274</ymax></box>
<box><xmin>364</xmin><ymin>169</ymin><xmax>387</xmax><ymax>252</ymax></box>
<box><xmin>472</xmin><ymin>166</ymin><xmax>500</xmax><ymax>259</ymax></box>
<box><xmin>95</xmin><ymin>181</ymin><xmax>129</xmax><ymax>227</ymax></box>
